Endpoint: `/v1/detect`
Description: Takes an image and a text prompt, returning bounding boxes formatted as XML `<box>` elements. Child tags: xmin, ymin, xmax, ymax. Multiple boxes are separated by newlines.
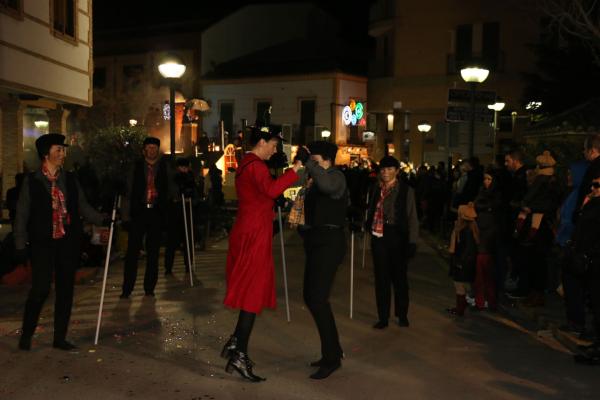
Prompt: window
<box><xmin>382</xmin><ymin>34</ymin><xmax>393</xmax><ymax>77</ymax></box>
<box><xmin>298</xmin><ymin>99</ymin><xmax>315</xmax><ymax>144</ymax></box>
<box><xmin>455</xmin><ymin>24</ymin><xmax>473</xmax><ymax>68</ymax></box>
<box><xmin>0</xmin><ymin>0</ymin><xmax>23</xmax><ymax>18</ymax></box>
<box><xmin>482</xmin><ymin>22</ymin><xmax>500</xmax><ymax>70</ymax></box>
<box><xmin>219</xmin><ymin>102</ymin><xmax>234</xmax><ymax>139</ymax></box>
<box><xmin>256</xmin><ymin>101</ymin><xmax>271</xmax><ymax>127</ymax></box>
<box><xmin>93</xmin><ymin>67</ymin><xmax>106</xmax><ymax>89</ymax></box>
<box><xmin>122</xmin><ymin>65</ymin><xmax>144</xmax><ymax>92</ymax></box>
<box><xmin>53</xmin><ymin>0</ymin><xmax>76</xmax><ymax>40</ymax></box>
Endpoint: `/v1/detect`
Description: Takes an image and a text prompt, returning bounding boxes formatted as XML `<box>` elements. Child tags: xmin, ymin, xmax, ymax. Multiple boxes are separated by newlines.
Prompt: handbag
<box><xmin>287</xmin><ymin>188</ymin><xmax>306</xmax><ymax>228</ymax></box>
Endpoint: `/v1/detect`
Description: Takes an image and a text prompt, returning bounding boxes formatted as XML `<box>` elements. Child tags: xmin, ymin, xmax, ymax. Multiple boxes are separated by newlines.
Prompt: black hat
<box><xmin>308</xmin><ymin>141</ymin><xmax>338</xmax><ymax>162</ymax></box>
<box><xmin>379</xmin><ymin>156</ymin><xmax>400</xmax><ymax>169</ymax></box>
<box><xmin>176</xmin><ymin>157</ymin><xmax>190</xmax><ymax>167</ymax></box>
<box><xmin>35</xmin><ymin>133</ymin><xmax>69</xmax><ymax>160</ymax></box>
<box><xmin>247</xmin><ymin>126</ymin><xmax>285</xmax><ymax>146</ymax></box>
<box><xmin>143</xmin><ymin>137</ymin><xmax>161</xmax><ymax>147</ymax></box>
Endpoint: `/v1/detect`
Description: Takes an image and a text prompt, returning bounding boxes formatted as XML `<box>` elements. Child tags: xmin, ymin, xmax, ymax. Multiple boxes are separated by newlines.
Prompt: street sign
<box><xmin>448</xmin><ymin>89</ymin><xmax>496</xmax><ymax>104</ymax></box>
<box><xmin>446</xmin><ymin>105</ymin><xmax>494</xmax><ymax>123</ymax></box>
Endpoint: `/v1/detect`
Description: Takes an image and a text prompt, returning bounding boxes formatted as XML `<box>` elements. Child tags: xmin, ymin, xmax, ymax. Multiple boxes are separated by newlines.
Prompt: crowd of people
<box><xmin>5</xmin><ymin>128</ymin><xmax>600</xmax><ymax>384</ymax></box>
<box><xmin>342</xmin><ymin>134</ymin><xmax>600</xmax><ymax>366</ymax></box>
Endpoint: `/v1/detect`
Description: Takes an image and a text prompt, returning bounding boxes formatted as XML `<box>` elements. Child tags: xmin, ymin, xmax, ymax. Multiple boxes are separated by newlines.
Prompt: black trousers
<box><xmin>164</xmin><ymin>202</ymin><xmax>190</xmax><ymax>273</ymax></box>
<box><xmin>303</xmin><ymin>227</ymin><xmax>345</xmax><ymax>363</ymax></box>
<box><xmin>22</xmin><ymin>236</ymin><xmax>80</xmax><ymax>341</ymax></box>
<box><xmin>123</xmin><ymin>208</ymin><xmax>162</xmax><ymax>295</ymax></box>
<box><xmin>562</xmin><ymin>264</ymin><xmax>586</xmax><ymax>326</ymax></box>
<box><xmin>371</xmin><ymin>229</ymin><xmax>409</xmax><ymax>322</ymax></box>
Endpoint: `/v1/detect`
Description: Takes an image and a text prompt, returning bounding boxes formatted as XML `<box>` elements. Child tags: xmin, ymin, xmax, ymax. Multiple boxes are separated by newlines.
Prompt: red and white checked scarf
<box><xmin>42</xmin><ymin>164</ymin><xmax>68</xmax><ymax>239</ymax></box>
<box><xmin>371</xmin><ymin>180</ymin><xmax>396</xmax><ymax>237</ymax></box>
<box><xmin>146</xmin><ymin>163</ymin><xmax>158</xmax><ymax>204</ymax></box>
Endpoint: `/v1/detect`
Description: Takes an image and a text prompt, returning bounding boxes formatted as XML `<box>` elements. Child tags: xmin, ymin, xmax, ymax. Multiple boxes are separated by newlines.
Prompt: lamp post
<box><xmin>417</xmin><ymin>121</ymin><xmax>432</xmax><ymax>165</ymax></box>
<box><xmin>487</xmin><ymin>100</ymin><xmax>505</xmax><ymax>159</ymax></box>
<box><xmin>460</xmin><ymin>66</ymin><xmax>489</xmax><ymax>158</ymax></box>
<box><xmin>158</xmin><ymin>55</ymin><xmax>186</xmax><ymax>157</ymax></box>
<box><xmin>321</xmin><ymin>129</ymin><xmax>331</xmax><ymax>141</ymax></box>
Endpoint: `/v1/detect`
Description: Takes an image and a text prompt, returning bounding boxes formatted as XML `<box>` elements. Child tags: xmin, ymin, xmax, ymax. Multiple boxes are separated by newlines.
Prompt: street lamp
<box><xmin>488</xmin><ymin>100</ymin><xmax>505</xmax><ymax>158</ymax></box>
<box><xmin>417</xmin><ymin>120</ymin><xmax>432</xmax><ymax>165</ymax></box>
<box><xmin>461</xmin><ymin>65</ymin><xmax>489</xmax><ymax>158</ymax></box>
<box><xmin>158</xmin><ymin>54</ymin><xmax>186</xmax><ymax>157</ymax></box>
<box><xmin>321</xmin><ymin>129</ymin><xmax>331</xmax><ymax>140</ymax></box>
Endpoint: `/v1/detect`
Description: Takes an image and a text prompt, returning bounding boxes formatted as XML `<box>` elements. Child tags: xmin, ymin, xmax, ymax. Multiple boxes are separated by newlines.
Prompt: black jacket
<box><xmin>366</xmin><ymin>180</ymin><xmax>419</xmax><ymax>244</ymax></box>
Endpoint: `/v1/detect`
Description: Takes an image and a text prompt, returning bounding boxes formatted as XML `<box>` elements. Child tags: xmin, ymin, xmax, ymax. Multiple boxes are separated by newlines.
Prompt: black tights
<box><xmin>233</xmin><ymin>310</ymin><xmax>256</xmax><ymax>353</ymax></box>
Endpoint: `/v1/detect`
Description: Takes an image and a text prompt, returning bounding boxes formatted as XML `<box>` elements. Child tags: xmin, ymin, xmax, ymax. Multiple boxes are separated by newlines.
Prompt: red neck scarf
<box><xmin>146</xmin><ymin>162</ymin><xmax>158</xmax><ymax>204</ymax></box>
<box><xmin>371</xmin><ymin>180</ymin><xmax>397</xmax><ymax>237</ymax></box>
<box><xmin>42</xmin><ymin>164</ymin><xmax>68</xmax><ymax>239</ymax></box>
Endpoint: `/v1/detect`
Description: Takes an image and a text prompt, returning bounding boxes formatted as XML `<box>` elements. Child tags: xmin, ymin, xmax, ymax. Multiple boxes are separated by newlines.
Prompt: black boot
<box><xmin>220</xmin><ymin>336</ymin><xmax>237</xmax><ymax>359</ymax></box>
<box><xmin>18</xmin><ymin>334</ymin><xmax>31</xmax><ymax>351</ymax></box>
<box><xmin>225</xmin><ymin>350</ymin><xmax>266</xmax><ymax>382</ymax></box>
<box><xmin>53</xmin><ymin>339</ymin><xmax>78</xmax><ymax>351</ymax></box>
<box><xmin>310</xmin><ymin>360</ymin><xmax>341</xmax><ymax>379</ymax></box>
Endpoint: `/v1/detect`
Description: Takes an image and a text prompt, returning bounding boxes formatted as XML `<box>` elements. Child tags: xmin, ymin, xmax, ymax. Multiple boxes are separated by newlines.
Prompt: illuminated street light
<box><xmin>158</xmin><ymin>54</ymin><xmax>186</xmax><ymax>157</ymax></box>
<box><xmin>461</xmin><ymin>65</ymin><xmax>490</xmax><ymax>157</ymax></box>
<box><xmin>417</xmin><ymin>121</ymin><xmax>432</xmax><ymax>164</ymax></box>
<box><xmin>321</xmin><ymin>129</ymin><xmax>331</xmax><ymax>139</ymax></box>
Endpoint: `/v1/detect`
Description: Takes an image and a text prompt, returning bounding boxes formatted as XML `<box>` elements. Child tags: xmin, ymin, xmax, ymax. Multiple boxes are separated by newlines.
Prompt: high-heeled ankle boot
<box><xmin>225</xmin><ymin>350</ymin><xmax>266</xmax><ymax>382</ymax></box>
<box><xmin>220</xmin><ymin>336</ymin><xmax>237</xmax><ymax>359</ymax></box>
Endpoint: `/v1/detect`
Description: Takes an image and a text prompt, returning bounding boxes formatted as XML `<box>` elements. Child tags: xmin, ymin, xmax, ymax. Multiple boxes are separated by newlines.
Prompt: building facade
<box><xmin>0</xmin><ymin>0</ymin><xmax>93</xmax><ymax>198</ymax></box>
<box><xmin>200</xmin><ymin>3</ymin><xmax>369</xmax><ymax>158</ymax></box>
<box><xmin>368</xmin><ymin>0</ymin><xmax>541</xmax><ymax>164</ymax></box>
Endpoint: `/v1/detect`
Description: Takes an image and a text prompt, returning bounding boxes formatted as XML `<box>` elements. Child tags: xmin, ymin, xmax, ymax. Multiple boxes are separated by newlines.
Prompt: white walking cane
<box><xmin>361</xmin><ymin>191</ymin><xmax>370</xmax><ymax>269</ymax></box>
<box><xmin>277</xmin><ymin>206</ymin><xmax>291</xmax><ymax>322</ymax></box>
<box><xmin>94</xmin><ymin>195</ymin><xmax>120</xmax><ymax>345</ymax></box>
<box><xmin>182</xmin><ymin>194</ymin><xmax>194</xmax><ymax>288</ymax></box>
<box><xmin>350</xmin><ymin>230</ymin><xmax>355</xmax><ymax>319</ymax></box>
<box><xmin>187</xmin><ymin>198</ymin><xmax>196</xmax><ymax>273</ymax></box>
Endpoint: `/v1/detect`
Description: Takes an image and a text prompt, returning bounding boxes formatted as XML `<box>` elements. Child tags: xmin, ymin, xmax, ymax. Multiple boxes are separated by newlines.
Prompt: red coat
<box><xmin>223</xmin><ymin>153</ymin><xmax>298</xmax><ymax>313</ymax></box>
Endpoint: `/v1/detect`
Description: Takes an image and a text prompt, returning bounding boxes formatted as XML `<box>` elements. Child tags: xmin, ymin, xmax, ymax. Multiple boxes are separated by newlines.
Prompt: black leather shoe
<box><xmin>144</xmin><ymin>291</ymin><xmax>155</xmax><ymax>297</ymax></box>
<box><xmin>310</xmin><ymin>361</ymin><xmax>341</xmax><ymax>379</ymax></box>
<box><xmin>398</xmin><ymin>317</ymin><xmax>409</xmax><ymax>327</ymax></box>
<box><xmin>119</xmin><ymin>292</ymin><xmax>130</xmax><ymax>299</ymax></box>
<box><xmin>18</xmin><ymin>335</ymin><xmax>31</xmax><ymax>351</ymax></box>
<box><xmin>372</xmin><ymin>320</ymin><xmax>388</xmax><ymax>329</ymax></box>
<box><xmin>164</xmin><ymin>271</ymin><xmax>173</xmax><ymax>277</ymax></box>
<box><xmin>225</xmin><ymin>351</ymin><xmax>266</xmax><ymax>382</ymax></box>
<box><xmin>53</xmin><ymin>340</ymin><xmax>78</xmax><ymax>351</ymax></box>
<box><xmin>220</xmin><ymin>336</ymin><xmax>237</xmax><ymax>359</ymax></box>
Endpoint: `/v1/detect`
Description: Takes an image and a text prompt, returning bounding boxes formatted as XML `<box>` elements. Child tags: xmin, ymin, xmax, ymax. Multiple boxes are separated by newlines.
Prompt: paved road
<box><xmin>1</xmin><ymin>230</ymin><xmax>599</xmax><ymax>399</ymax></box>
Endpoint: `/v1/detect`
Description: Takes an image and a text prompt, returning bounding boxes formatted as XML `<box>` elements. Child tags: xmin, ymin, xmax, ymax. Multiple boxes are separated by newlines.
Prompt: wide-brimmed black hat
<box><xmin>35</xmin><ymin>133</ymin><xmax>69</xmax><ymax>159</ymax></box>
<box><xmin>308</xmin><ymin>141</ymin><xmax>338</xmax><ymax>162</ymax></box>
<box><xmin>379</xmin><ymin>156</ymin><xmax>400</xmax><ymax>169</ymax></box>
<box><xmin>143</xmin><ymin>136</ymin><xmax>161</xmax><ymax>147</ymax></box>
<box><xmin>247</xmin><ymin>126</ymin><xmax>285</xmax><ymax>145</ymax></box>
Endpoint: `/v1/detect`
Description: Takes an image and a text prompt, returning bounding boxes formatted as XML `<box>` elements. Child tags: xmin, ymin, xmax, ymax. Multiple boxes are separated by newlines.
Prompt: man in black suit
<box><xmin>120</xmin><ymin>137</ymin><xmax>169</xmax><ymax>298</ymax></box>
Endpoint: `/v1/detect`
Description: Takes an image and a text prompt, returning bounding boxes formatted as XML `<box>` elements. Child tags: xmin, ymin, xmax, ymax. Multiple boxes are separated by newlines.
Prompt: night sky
<box><xmin>93</xmin><ymin>0</ymin><xmax>373</xmax><ymax>33</ymax></box>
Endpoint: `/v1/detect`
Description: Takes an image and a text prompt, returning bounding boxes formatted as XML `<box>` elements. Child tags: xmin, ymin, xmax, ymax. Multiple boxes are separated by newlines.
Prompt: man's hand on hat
<box><xmin>294</xmin><ymin>146</ymin><xmax>310</xmax><ymax>165</ymax></box>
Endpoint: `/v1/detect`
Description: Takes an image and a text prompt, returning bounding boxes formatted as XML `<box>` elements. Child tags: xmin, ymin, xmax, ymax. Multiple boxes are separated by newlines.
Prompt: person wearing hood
<box><xmin>473</xmin><ymin>169</ymin><xmax>502</xmax><ymax>310</ymax></box>
<box><xmin>558</xmin><ymin>160</ymin><xmax>589</xmax><ymax>336</ymax></box>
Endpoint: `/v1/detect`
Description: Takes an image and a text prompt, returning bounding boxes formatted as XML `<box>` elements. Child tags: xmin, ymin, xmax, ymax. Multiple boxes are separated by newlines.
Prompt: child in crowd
<box><xmin>447</xmin><ymin>203</ymin><xmax>479</xmax><ymax>316</ymax></box>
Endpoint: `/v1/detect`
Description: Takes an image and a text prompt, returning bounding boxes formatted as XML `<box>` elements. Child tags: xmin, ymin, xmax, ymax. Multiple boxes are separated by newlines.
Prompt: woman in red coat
<box><xmin>221</xmin><ymin>127</ymin><xmax>303</xmax><ymax>382</ymax></box>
